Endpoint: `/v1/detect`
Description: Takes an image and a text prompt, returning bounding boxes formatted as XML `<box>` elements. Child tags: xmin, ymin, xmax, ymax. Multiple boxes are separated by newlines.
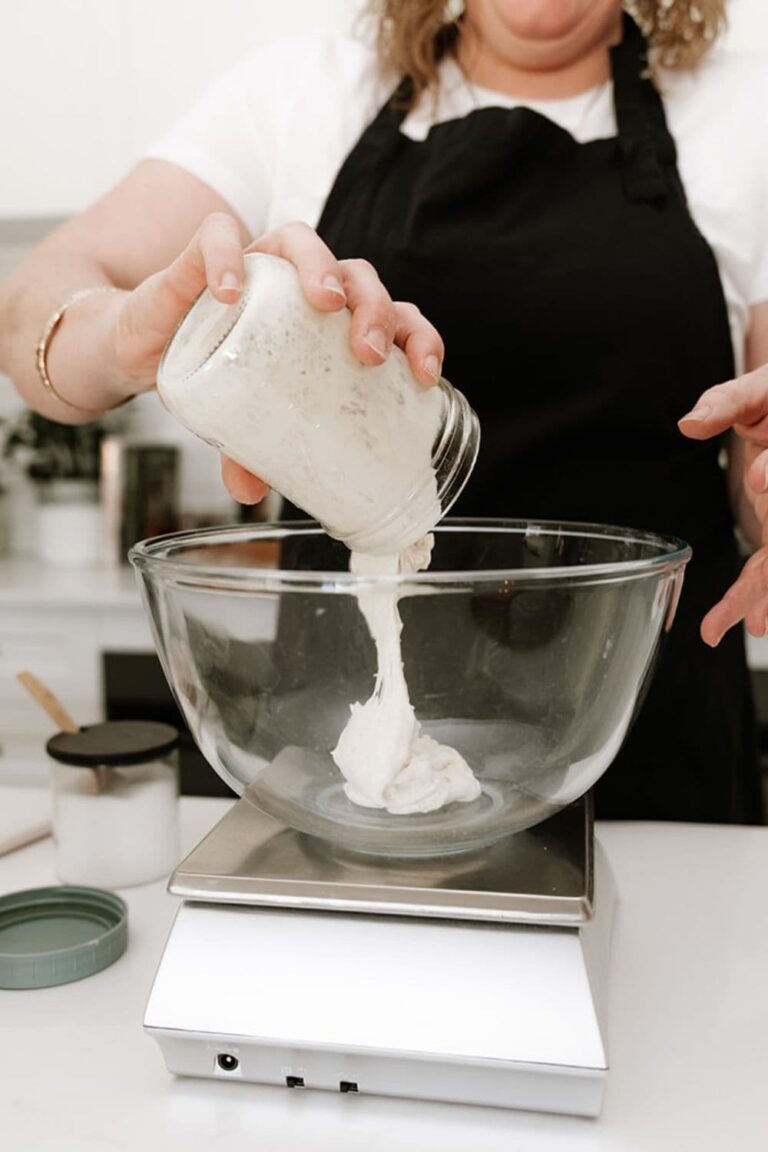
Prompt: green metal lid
<box><xmin>0</xmin><ymin>886</ymin><xmax>128</xmax><ymax>990</ymax></box>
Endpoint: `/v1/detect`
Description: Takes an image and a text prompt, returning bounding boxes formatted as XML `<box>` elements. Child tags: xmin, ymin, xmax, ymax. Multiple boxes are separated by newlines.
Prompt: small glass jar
<box><xmin>36</xmin><ymin>478</ymin><xmax>104</xmax><ymax>567</ymax></box>
<box><xmin>157</xmin><ymin>253</ymin><xmax>480</xmax><ymax>555</ymax></box>
<box><xmin>46</xmin><ymin>721</ymin><xmax>180</xmax><ymax>888</ymax></box>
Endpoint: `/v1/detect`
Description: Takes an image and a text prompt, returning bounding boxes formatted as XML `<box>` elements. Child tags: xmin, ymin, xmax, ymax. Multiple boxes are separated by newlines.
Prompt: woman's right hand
<box><xmin>109</xmin><ymin>214</ymin><xmax>445</xmax><ymax>503</ymax></box>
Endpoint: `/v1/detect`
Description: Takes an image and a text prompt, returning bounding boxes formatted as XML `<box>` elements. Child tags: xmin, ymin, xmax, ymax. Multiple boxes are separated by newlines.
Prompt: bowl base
<box><xmin>244</xmin><ymin>745</ymin><xmax>561</xmax><ymax>858</ymax></box>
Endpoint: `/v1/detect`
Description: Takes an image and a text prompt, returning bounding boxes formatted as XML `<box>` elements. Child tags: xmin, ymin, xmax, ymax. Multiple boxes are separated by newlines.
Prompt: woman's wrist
<box><xmin>42</xmin><ymin>286</ymin><xmax>137</xmax><ymax>416</ymax></box>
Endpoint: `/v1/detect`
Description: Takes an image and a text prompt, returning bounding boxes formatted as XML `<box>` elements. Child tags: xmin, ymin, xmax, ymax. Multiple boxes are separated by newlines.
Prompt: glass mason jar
<box><xmin>157</xmin><ymin>253</ymin><xmax>480</xmax><ymax>555</ymax></box>
<box><xmin>46</xmin><ymin>721</ymin><xmax>180</xmax><ymax>888</ymax></box>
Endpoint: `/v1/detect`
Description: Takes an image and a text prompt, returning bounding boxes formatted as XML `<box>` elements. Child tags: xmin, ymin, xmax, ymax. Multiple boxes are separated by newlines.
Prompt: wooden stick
<box><xmin>0</xmin><ymin>820</ymin><xmax>53</xmax><ymax>858</ymax></box>
<box><xmin>17</xmin><ymin>671</ymin><xmax>79</xmax><ymax>734</ymax></box>
<box><xmin>17</xmin><ymin>671</ymin><xmax>102</xmax><ymax>794</ymax></box>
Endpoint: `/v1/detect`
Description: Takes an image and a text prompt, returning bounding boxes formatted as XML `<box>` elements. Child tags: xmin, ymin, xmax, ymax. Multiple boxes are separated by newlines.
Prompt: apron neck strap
<box><xmin>384</xmin><ymin>77</ymin><xmax>415</xmax><ymax>129</ymax></box>
<box><xmin>610</xmin><ymin>12</ymin><xmax>674</xmax><ymax>204</ymax></box>
<box><xmin>384</xmin><ymin>14</ymin><xmax>675</xmax><ymax>206</ymax></box>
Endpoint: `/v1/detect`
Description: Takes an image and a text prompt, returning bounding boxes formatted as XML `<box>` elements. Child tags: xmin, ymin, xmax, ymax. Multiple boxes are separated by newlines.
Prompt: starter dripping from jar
<box><xmin>331</xmin><ymin>535</ymin><xmax>481</xmax><ymax>815</ymax></box>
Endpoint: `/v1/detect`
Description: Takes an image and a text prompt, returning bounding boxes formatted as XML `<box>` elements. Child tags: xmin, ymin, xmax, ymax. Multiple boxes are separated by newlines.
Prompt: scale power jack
<box><xmin>339</xmin><ymin>1080</ymin><xmax>359</xmax><ymax>1094</ymax></box>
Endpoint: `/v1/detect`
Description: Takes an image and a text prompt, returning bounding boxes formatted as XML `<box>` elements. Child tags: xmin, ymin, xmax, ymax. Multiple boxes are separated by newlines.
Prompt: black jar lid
<box><xmin>46</xmin><ymin>720</ymin><xmax>179</xmax><ymax>767</ymax></box>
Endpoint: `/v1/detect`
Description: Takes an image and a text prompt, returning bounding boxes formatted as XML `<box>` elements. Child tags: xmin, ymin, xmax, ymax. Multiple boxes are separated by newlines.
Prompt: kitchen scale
<box><xmin>145</xmin><ymin>788</ymin><xmax>616</xmax><ymax>1117</ymax></box>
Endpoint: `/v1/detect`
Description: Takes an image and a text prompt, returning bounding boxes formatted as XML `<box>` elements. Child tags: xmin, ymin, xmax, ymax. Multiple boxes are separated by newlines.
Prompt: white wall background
<box><xmin>0</xmin><ymin>0</ymin><xmax>363</xmax><ymax>217</ymax></box>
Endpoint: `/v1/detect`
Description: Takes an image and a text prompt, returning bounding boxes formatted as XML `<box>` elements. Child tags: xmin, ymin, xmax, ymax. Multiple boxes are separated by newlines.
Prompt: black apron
<box><xmin>299</xmin><ymin>15</ymin><xmax>761</xmax><ymax>823</ymax></box>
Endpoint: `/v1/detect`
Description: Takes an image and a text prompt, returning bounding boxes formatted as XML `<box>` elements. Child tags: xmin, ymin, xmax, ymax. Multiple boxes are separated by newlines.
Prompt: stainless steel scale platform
<box><xmin>145</xmin><ymin>790</ymin><xmax>616</xmax><ymax>1116</ymax></box>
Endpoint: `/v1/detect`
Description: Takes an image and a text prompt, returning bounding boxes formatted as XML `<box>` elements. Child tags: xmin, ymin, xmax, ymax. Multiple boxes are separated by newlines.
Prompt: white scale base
<box><xmin>145</xmin><ymin>801</ymin><xmax>616</xmax><ymax>1117</ymax></box>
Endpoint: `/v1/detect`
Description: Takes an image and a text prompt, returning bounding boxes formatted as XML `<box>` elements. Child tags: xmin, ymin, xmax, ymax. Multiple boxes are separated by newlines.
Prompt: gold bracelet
<box><xmin>35</xmin><ymin>286</ymin><xmax>124</xmax><ymax>415</ymax></box>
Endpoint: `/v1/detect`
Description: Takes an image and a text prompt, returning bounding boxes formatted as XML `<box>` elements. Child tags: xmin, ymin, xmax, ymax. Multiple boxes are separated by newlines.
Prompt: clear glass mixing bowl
<box><xmin>130</xmin><ymin>520</ymin><xmax>690</xmax><ymax>857</ymax></box>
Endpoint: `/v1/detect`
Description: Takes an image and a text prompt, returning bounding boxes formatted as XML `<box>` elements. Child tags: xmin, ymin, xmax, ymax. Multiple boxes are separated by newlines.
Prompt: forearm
<box><xmin>0</xmin><ymin>160</ymin><xmax>250</xmax><ymax>425</ymax></box>
<box><xmin>0</xmin><ymin>243</ymin><xmax>133</xmax><ymax>424</ymax></box>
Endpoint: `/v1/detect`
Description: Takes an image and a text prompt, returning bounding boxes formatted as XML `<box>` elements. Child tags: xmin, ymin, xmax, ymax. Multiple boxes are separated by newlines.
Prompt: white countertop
<box><xmin>1</xmin><ymin>789</ymin><xmax>767</xmax><ymax>1152</ymax></box>
<box><xmin>0</xmin><ymin>557</ymin><xmax>140</xmax><ymax>608</ymax></box>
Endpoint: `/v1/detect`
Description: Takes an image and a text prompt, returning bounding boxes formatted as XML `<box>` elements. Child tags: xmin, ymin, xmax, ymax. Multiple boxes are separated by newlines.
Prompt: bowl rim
<box><xmin>128</xmin><ymin>518</ymin><xmax>692</xmax><ymax>588</ymax></box>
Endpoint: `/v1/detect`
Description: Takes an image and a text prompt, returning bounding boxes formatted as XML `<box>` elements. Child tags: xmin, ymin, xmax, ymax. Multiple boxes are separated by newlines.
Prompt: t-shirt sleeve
<box><xmin>750</xmin><ymin>184</ymin><xmax>768</xmax><ymax>308</ymax></box>
<box><xmin>145</xmin><ymin>39</ymin><xmax>326</xmax><ymax>239</ymax></box>
<box><xmin>748</xmin><ymin>69</ymin><xmax>768</xmax><ymax>306</ymax></box>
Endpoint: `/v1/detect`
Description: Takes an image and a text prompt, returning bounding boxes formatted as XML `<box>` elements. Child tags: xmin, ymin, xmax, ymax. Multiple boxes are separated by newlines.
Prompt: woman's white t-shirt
<box><xmin>147</xmin><ymin>36</ymin><xmax>768</xmax><ymax>372</ymax></box>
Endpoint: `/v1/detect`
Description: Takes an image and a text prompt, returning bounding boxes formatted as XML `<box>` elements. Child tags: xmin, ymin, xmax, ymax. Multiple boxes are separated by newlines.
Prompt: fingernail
<box><xmin>424</xmin><ymin>354</ymin><xmax>441</xmax><ymax>382</ymax></box>
<box><xmin>322</xmin><ymin>274</ymin><xmax>346</xmax><ymax>299</ymax></box>
<box><xmin>710</xmin><ymin>621</ymin><xmax>727</xmax><ymax>647</ymax></box>
<box><xmin>681</xmin><ymin>403</ymin><xmax>713</xmax><ymax>422</ymax></box>
<box><xmin>219</xmin><ymin>271</ymin><xmax>241</xmax><ymax>292</ymax></box>
<box><xmin>364</xmin><ymin>327</ymin><xmax>388</xmax><ymax>359</ymax></box>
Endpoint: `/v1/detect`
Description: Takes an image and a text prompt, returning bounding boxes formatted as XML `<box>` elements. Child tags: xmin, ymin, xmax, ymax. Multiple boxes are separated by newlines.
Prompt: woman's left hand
<box><xmin>679</xmin><ymin>362</ymin><xmax>768</xmax><ymax>646</ymax></box>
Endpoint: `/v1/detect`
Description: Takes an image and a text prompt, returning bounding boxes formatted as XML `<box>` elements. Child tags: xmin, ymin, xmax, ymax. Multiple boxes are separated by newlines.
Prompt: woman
<box><xmin>1</xmin><ymin>0</ymin><xmax>767</xmax><ymax>821</ymax></box>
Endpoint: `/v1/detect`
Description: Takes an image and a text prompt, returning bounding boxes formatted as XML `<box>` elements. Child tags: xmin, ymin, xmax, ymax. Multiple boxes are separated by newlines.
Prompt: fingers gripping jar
<box><xmin>157</xmin><ymin>254</ymin><xmax>479</xmax><ymax>554</ymax></box>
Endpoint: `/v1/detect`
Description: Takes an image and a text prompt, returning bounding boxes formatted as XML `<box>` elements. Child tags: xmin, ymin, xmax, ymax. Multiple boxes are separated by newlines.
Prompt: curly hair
<box><xmin>366</xmin><ymin>2</ymin><xmax>727</xmax><ymax>107</ymax></box>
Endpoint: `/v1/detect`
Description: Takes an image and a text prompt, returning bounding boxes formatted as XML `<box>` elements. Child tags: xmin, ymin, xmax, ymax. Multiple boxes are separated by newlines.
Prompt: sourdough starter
<box><xmin>332</xmin><ymin>537</ymin><xmax>481</xmax><ymax>815</ymax></box>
